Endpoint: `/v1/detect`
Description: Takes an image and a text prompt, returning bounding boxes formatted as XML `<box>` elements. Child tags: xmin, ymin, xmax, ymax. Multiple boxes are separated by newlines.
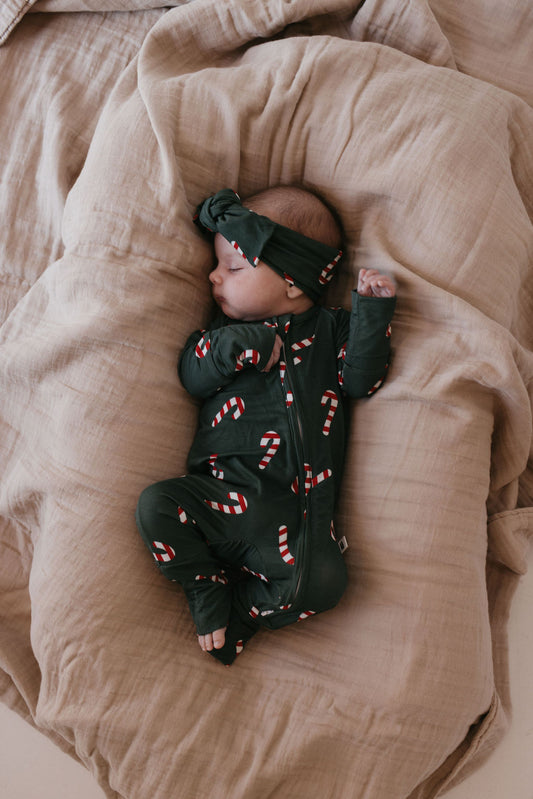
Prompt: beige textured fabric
<box><xmin>1</xmin><ymin>1</ymin><xmax>532</xmax><ymax>798</ymax></box>
<box><xmin>31</xmin><ymin>0</ymin><xmax>185</xmax><ymax>14</ymax></box>
<box><xmin>428</xmin><ymin>0</ymin><xmax>533</xmax><ymax>106</ymax></box>
<box><xmin>0</xmin><ymin>0</ymin><xmax>38</xmax><ymax>43</ymax></box>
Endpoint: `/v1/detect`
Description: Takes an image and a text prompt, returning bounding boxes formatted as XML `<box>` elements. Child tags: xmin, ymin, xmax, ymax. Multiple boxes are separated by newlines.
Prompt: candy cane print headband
<box><xmin>194</xmin><ymin>189</ymin><xmax>342</xmax><ymax>303</ymax></box>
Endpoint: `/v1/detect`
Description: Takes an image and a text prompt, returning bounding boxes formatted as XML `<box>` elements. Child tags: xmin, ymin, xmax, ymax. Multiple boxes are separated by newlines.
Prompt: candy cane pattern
<box><xmin>208</xmin><ymin>454</ymin><xmax>224</xmax><ymax>480</ymax></box>
<box><xmin>367</xmin><ymin>378</ymin><xmax>383</xmax><ymax>395</ymax></box>
<box><xmin>235</xmin><ymin>349</ymin><xmax>260</xmax><ymax>371</ymax></box>
<box><xmin>321</xmin><ymin>390</ymin><xmax>339</xmax><ymax>436</ymax></box>
<box><xmin>283</xmin><ymin>272</ymin><xmax>295</xmax><ymax>287</ymax></box>
<box><xmin>205</xmin><ymin>491</ymin><xmax>248</xmax><ymax>514</ymax></box>
<box><xmin>151</xmin><ymin>541</ymin><xmax>176</xmax><ymax>563</ymax></box>
<box><xmin>212</xmin><ymin>396</ymin><xmax>245</xmax><ymax>427</ymax></box>
<box><xmin>367</xmin><ymin>364</ymin><xmax>389</xmax><ymax>396</ymax></box>
<box><xmin>195</xmin><ymin>332</ymin><xmax>210</xmax><ymax>359</ymax></box>
<box><xmin>230</xmin><ymin>240</ymin><xmax>259</xmax><ymax>265</ymax></box>
<box><xmin>259</xmin><ymin>431</ymin><xmax>281</xmax><ymax>470</ymax></box>
<box><xmin>195</xmin><ymin>572</ymin><xmax>229</xmax><ymax>585</ymax></box>
<box><xmin>297</xmin><ymin>610</ymin><xmax>316</xmax><ymax>622</ymax></box>
<box><xmin>241</xmin><ymin>565</ymin><xmax>269</xmax><ymax>583</ymax></box>
<box><xmin>291</xmin><ymin>335</ymin><xmax>315</xmax><ymax>365</ymax></box>
<box><xmin>249</xmin><ymin>606</ymin><xmax>260</xmax><ymax>619</ymax></box>
<box><xmin>311</xmin><ymin>468</ymin><xmax>333</xmax><ymax>489</ymax></box>
<box><xmin>318</xmin><ymin>252</ymin><xmax>342</xmax><ymax>285</ymax></box>
<box><xmin>178</xmin><ymin>506</ymin><xmax>195</xmax><ymax>525</ymax></box>
<box><xmin>291</xmin><ymin>467</ymin><xmax>309</xmax><ymax>496</ymax></box>
<box><xmin>279</xmin><ymin>360</ymin><xmax>294</xmax><ymax>408</ymax></box>
<box><xmin>235</xmin><ymin>640</ymin><xmax>244</xmax><ymax>655</ymax></box>
<box><xmin>337</xmin><ymin>342</ymin><xmax>347</xmax><ymax>387</ymax></box>
<box><xmin>231</xmin><ymin>240</ymin><xmax>246</xmax><ymax>258</ymax></box>
<box><xmin>291</xmin><ymin>464</ymin><xmax>332</xmax><ymax>495</ymax></box>
<box><xmin>278</xmin><ymin>525</ymin><xmax>295</xmax><ymax>565</ymax></box>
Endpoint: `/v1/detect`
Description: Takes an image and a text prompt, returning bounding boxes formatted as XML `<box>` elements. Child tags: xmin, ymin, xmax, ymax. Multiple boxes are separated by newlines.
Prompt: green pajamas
<box><xmin>136</xmin><ymin>291</ymin><xmax>396</xmax><ymax>664</ymax></box>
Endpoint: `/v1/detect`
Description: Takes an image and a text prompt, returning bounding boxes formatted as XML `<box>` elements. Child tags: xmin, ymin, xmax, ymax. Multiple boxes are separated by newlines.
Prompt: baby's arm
<box><xmin>338</xmin><ymin>271</ymin><xmax>397</xmax><ymax>399</ymax></box>
<box><xmin>178</xmin><ymin>323</ymin><xmax>278</xmax><ymax>398</ymax></box>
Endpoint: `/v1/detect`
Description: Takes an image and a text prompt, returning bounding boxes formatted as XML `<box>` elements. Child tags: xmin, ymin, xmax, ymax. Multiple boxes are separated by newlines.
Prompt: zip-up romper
<box><xmin>136</xmin><ymin>291</ymin><xmax>396</xmax><ymax>663</ymax></box>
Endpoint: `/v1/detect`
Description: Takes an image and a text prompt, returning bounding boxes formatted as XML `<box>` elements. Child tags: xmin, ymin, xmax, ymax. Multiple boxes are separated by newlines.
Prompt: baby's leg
<box><xmin>136</xmin><ymin>480</ymin><xmax>231</xmax><ymax>647</ymax></box>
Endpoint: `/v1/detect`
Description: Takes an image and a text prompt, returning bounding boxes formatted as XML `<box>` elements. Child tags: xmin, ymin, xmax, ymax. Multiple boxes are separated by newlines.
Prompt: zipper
<box><xmin>276</xmin><ymin>336</ymin><xmax>308</xmax><ymax>611</ymax></box>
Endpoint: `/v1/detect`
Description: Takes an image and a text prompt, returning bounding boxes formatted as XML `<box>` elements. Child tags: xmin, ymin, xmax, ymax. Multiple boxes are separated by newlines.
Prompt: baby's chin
<box><xmin>214</xmin><ymin>300</ymin><xmax>259</xmax><ymax>322</ymax></box>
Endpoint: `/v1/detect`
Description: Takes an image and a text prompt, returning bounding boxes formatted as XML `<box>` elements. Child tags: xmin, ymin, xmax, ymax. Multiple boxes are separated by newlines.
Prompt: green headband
<box><xmin>194</xmin><ymin>189</ymin><xmax>342</xmax><ymax>303</ymax></box>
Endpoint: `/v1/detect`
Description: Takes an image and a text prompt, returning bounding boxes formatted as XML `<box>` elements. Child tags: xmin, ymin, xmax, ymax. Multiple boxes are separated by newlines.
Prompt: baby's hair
<box><xmin>243</xmin><ymin>185</ymin><xmax>343</xmax><ymax>250</ymax></box>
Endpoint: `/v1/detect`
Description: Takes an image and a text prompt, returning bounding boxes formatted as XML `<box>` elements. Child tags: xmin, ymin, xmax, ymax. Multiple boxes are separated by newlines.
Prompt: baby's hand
<box><xmin>357</xmin><ymin>268</ymin><xmax>396</xmax><ymax>298</ymax></box>
<box><xmin>261</xmin><ymin>334</ymin><xmax>283</xmax><ymax>373</ymax></box>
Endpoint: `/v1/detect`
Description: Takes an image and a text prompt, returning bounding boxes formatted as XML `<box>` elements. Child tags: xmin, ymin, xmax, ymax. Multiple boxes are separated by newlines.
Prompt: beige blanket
<box><xmin>1</xmin><ymin>1</ymin><xmax>532</xmax><ymax>797</ymax></box>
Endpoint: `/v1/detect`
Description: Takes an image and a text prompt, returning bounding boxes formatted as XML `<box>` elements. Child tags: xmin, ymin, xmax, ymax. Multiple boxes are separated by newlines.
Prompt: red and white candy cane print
<box><xmin>278</xmin><ymin>525</ymin><xmax>295</xmax><ymax>565</ymax></box>
<box><xmin>367</xmin><ymin>364</ymin><xmax>388</xmax><ymax>396</ymax></box>
<box><xmin>208</xmin><ymin>454</ymin><xmax>224</xmax><ymax>480</ymax></box>
<box><xmin>241</xmin><ymin>565</ymin><xmax>269</xmax><ymax>583</ymax></box>
<box><xmin>235</xmin><ymin>349</ymin><xmax>260</xmax><ymax>372</ymax></box>
<box><xmin>291</xmin><ymin>335</ymin><xmax>315</xmax><ymax>365</ymax></box>
<box><xmin>231</xmin><ymin>240</ymin><xmax>246</xmax><ymax>259</ymax></box>
<box><xmin>212</xmin><ymin>396</ymin><xmax>245</xmax><ymax>427</ymax></box>
<box><xmin>321</xmin><ymin>389</ymin><xmax>339</xmax><ymax>436</ymax></box>
<box><xmin>151</xmin><ymin>541</ymin><xmax>176</xmax><ymax>563</ymax></box>
<box><xmin>283</xmin><ymin>272</ymin><xmax>295</xmax><ymax>287</ymax></box>
<box><xmin>279</xmin><ymin>359</ymin><xmax>293</xmax><ymax>408</ymax></box>
<box><xmin>258</xmin><ymin>430</ymin><xmax>281</xmax><ymax>469</ymax></box>
<box><xmin>194</xmin><ymin>332</ymin><xmax>211</xmax><ymax>359</ymax></box>
<box><xmin>337</xmin><ymin>342</ymin><xmax>347</xmax><ymax>387</ymax></box>
<box><xmin>311</xmin><ymin>468</ymin><xmax>332</xmax><ymax>488</ymax></box>
<box><xmin>291</xmin><ymin>463</ymin><xmax>332</xmax><ymax>495</ymax></box>
<box><xmin>177</xmin><ymin>505</ymin><xmax>195</xmax><ymax>525</ymax></box>
<box><xmin>205</xmin><ymin>491</ymin><xmax>248</xmax><ymax>514</ymax></box>
<box><xmin>231</xmin><ymin>240</ymin><xmax>259</xmax><ymax>266</ymax></box>
<box><xmin>195</xmin><ymin>572</ymin><xmax>229</xmax><ymax>585</ymax></box>
<box><xmin>297</xmin><ymin>610</ymin><xmax>316</xmax><ymax>622</ymax></box>
<box><xmin>318</xmin><ymin>252</ymin><xmax>342</xmax><ymax>285</ymax></box>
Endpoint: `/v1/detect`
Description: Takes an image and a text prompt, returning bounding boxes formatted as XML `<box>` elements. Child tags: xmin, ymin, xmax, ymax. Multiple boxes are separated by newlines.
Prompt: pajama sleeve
<box><xmin>340</xmin><ymin>291</ymin><xmax>397</xmax><ymax>399</ymax></box>
<box><xmin>178</xmin><ymin>322</ymin><xmax>277</xmax><ymax>398</ymax></box>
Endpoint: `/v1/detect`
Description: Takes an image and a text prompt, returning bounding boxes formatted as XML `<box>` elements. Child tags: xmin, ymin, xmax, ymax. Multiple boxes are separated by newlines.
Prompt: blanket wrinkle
<box><xmin>350</xmin><ymin>0</ymin><xmax>456</xmax><ymax>68</ymax></box>
<box><xmin>428</xmin><ymin>0</ymin><xmax>533</xmax><ymax>105</ymax></box>
<box><xmin>487</xmin><ymin>509</ymin><xmax>533</xmax><ymax>575</ymax></box>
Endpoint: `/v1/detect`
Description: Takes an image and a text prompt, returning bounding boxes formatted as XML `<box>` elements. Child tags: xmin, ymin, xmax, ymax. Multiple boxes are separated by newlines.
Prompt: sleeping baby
<box><xmin>135</xmin><ymin>186</ymin><xmax>396</xmax><ymax>665</ymax></box>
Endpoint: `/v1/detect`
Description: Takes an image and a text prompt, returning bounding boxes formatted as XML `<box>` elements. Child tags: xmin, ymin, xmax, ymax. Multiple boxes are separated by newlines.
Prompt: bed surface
<box><xmin>1</xmin><ymin>2</ymin><xmax>532</xmax><ymax>798</ymax></box>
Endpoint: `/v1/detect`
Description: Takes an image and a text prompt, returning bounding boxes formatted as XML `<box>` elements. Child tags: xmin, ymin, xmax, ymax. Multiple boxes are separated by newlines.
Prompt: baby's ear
<box><xmin>286</xmin><ymin>284</ymin><xmax>304</xmax><ymax>300</ymax></box>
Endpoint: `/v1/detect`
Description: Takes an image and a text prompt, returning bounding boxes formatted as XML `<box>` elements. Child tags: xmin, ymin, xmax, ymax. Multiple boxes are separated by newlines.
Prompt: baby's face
<box><xmin>210</xmin><ymin>234</ymin><xmax>299</xmax><ymax>321</ymax></box>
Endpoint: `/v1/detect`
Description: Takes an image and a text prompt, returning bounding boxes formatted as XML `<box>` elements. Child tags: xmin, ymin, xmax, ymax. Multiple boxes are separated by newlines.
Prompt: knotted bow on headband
<box><xmin>194</xmin><ymin>189</ymin><xmax>342</xmax><ymax>303</ymax></box>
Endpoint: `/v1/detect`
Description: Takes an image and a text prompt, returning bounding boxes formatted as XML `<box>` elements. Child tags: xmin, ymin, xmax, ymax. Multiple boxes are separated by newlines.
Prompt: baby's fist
<box><xmin>357</xmin><ymin>268</ymin><xmax>395</xmax><ymax>298</ymax></box>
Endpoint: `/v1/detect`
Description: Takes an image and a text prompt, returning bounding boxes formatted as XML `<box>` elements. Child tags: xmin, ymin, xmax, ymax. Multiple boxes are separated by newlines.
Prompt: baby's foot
<box><xmin>198</xmin><ymin>627</ymin><xmax>227</xmax><ymax>652</ymax></box>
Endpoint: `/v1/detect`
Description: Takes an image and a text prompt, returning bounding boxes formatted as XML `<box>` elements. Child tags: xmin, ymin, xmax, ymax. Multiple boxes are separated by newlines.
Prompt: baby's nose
<box><xmin>209</xmin><ymin>267</ymin><xmax>220</xmax><ymax>284</ymax></box>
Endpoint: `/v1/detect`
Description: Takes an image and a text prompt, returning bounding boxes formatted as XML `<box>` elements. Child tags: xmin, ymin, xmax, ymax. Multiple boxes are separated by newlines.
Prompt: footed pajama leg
<box><xmin>136</xmin><ymin>480</ymin><xmax>231</xmax><ymax>636</ymax></box>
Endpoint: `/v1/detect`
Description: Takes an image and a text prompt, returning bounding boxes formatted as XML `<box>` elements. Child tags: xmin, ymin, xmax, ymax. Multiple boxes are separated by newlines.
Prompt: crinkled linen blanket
<box><xmin>1</xmin><ymin>0</ymin><xmax>532</xmax><ymax>797</ymax></box>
